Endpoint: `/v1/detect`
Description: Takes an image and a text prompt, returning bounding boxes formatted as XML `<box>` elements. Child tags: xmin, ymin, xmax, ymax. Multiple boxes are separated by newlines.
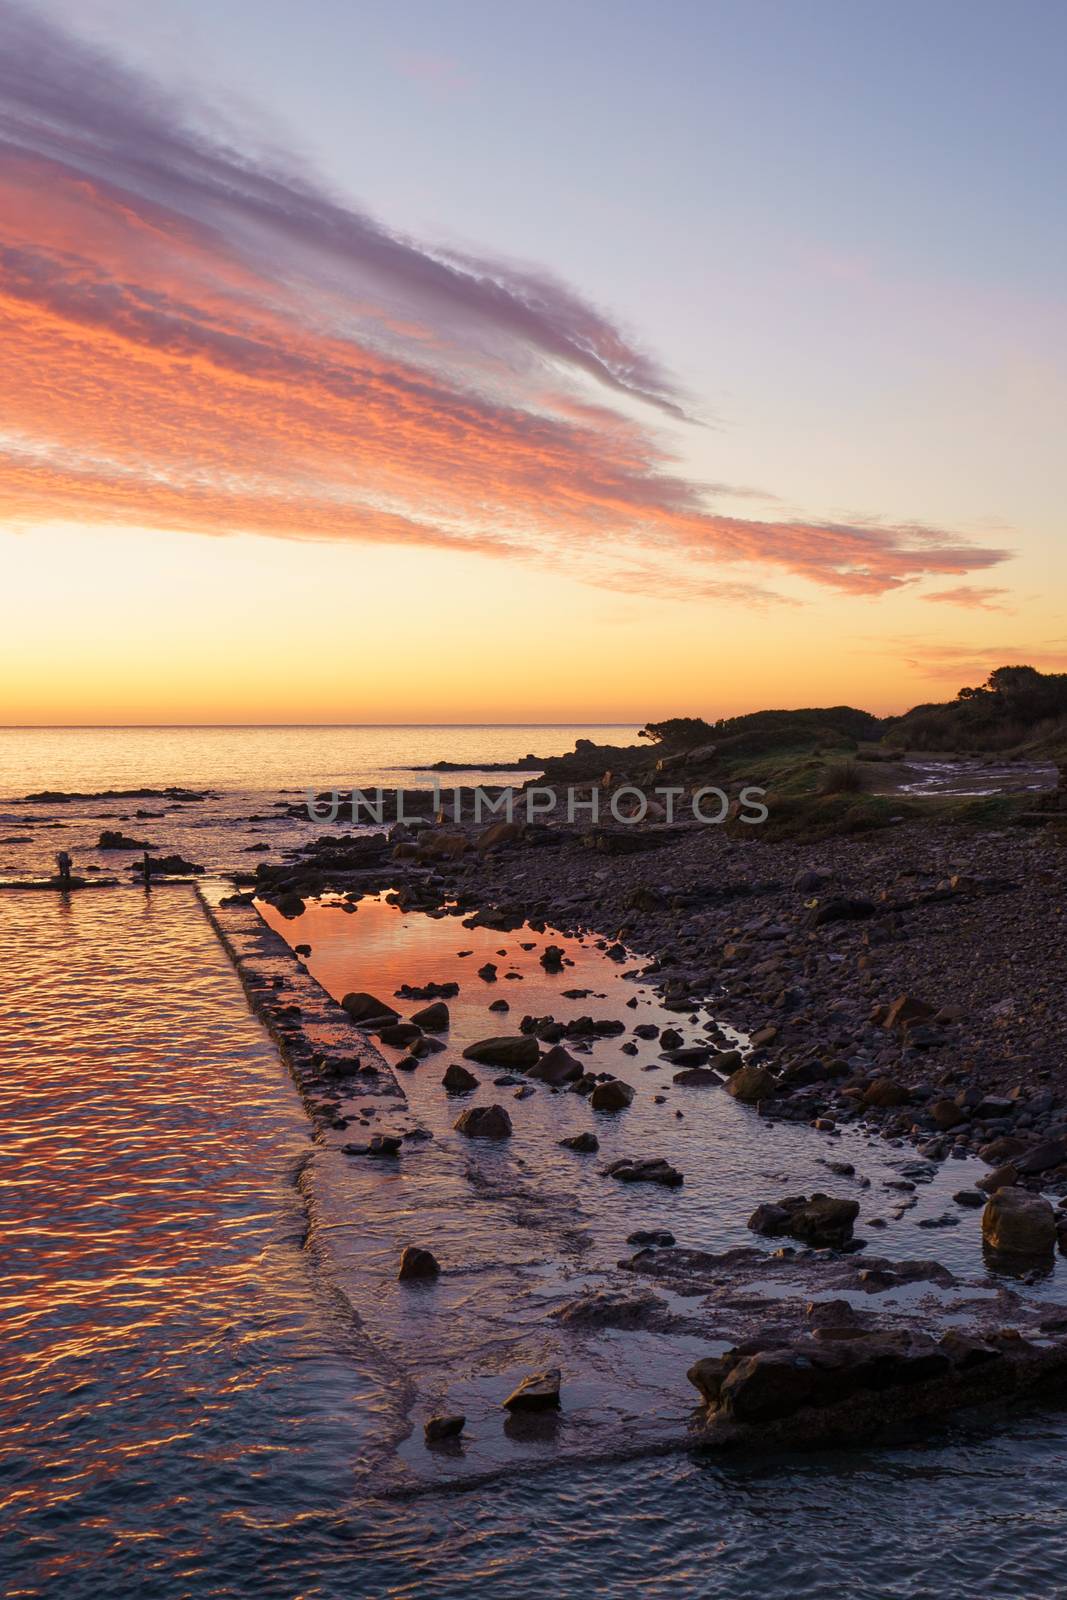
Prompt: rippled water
<box><xmin>5</xmin><ymin>876</ymin><xmax>1067</xmax><ymax>1595</ymax></box>
<box><xmin>0</xmin><ymin>723</ymin><xmax>640</xmax><ymax>884</ymax></box>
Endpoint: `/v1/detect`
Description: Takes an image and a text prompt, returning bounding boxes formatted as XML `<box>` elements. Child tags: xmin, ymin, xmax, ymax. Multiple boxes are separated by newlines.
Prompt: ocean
<box><xmin>2</xmin><ymin>726</ymin><xmax>1067</xmax><ymax>1598</ymax></box>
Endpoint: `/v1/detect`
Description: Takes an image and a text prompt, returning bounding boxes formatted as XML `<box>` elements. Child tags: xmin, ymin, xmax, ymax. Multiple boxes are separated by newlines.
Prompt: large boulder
<box><xmin>724</xmin><ymin>1064</ymin><xmax>777</xmax><ymax>1104</ymax></box>
<box><xmin>462</xmin><ymin>1035</ymin><xmax>540</xmax><ymax>1070</ymax></box>
<box><xmin>454</xmin><ymin>1104</ymin><xmax>513</xmax><ymax>1139</ymax></box>
<box><xmin>982</xmin><ymin>1186</ymin><xmax>1057</xmax><ymax>1257</ymax></box>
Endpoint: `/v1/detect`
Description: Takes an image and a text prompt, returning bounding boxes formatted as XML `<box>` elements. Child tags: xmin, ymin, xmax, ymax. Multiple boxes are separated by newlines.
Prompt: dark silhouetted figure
<box><xmin>55</xmin><ymin>850</ymin><xmax>72</xmax><ymax>888</ymax></box>
<box><xmin>142</xmin><ymin>850</ymin><xmax>152</xmax><ymax>888</ymax></box>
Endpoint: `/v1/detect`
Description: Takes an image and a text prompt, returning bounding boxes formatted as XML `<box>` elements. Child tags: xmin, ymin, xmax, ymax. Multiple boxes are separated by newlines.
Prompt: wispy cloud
<box><xmin>920</xmin><ymin>585</ymin><xmax>1013</xmax><ymax>612</ymax></box>
<box><xmin>886</xmin><ymin>639</ymin><xmax>1067</xmax><ymax>681</ymax></box>
<box><xmin>0</xmin><ymin>2</ymin><xmax>1012</xmax><ymax>601</ymax></box>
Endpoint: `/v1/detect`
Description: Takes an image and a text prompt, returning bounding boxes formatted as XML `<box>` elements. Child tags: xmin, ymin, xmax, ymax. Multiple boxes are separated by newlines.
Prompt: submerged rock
<box><xmin>424</xmin><ymin>1414</ymin><xmax>465</xmax><ymax>1443</ymax></box>
<box><xmin>603</xmin><ymin>1156</ymin><xmax>683</xmax><ymax>1188</ymax></box>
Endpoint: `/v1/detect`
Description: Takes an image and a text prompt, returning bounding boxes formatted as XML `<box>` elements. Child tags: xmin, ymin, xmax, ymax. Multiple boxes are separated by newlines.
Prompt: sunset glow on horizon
<box><xmin>2</xmin><ymin>0</ymin><xmax>1065</xmax><ymax>725</ymax></box>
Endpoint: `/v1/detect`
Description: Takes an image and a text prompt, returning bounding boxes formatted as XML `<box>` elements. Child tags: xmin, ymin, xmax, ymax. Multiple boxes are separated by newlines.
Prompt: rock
<box><xmin>540</xmin><ymin>945</ymin><xmax>565</xmax><ymax>969</ymax></box>
<box><xmin>953</xmin><ymin>1189</ymin><xmax>986</xmax><ymax>1208</ymax></box>
<box><xmin>502</xmin><ymin>1368</ymin><xmax>561</xmax><ymax>1411</ymax></box>
<box><xmin>489</xmin><ymin>998</ymin><xmax>510</xmax><ymax>1012</ymax></box>
<box><xmin>1015</xmin><ymin>1138</ymin><xmax>1067</xmax><ymax>1175</ymax></box>
<box><xmin>883</xmin><ymin>994</ymin><xmax>938</xmax><ymax>1031</ymax></box>
<box><xmin>929</xmin><ymin>1098</ymin><xmax>967</xmax><ymax>1130</ymax></box>
<box><xmin>685</xmin><ymin>1326</ymin><xmax>1067</xmax><ymax>1447</ymax></box>
<box><xmin>982</xmin><ymin>1187</ymin><xmax>1057</xmax><ymax>1257</ymax></box>
<box><xmin>476</xmin><ymin>820</ymin><xmax>523</xmax><ymax>852</ymax></box>
<box><xmin>378</xmin><ymin>1022</ymin><xmax>423</xmax><ymax>1048</ymax></box>
<box><xmin>341</xmin><ymin>991</ymin><xmax>399</xmax><ymax>1026</ymax></box>
<box><xmin>627</xmin><ymin>1229</ymin><xmax>675</xmax><ymax>1248</ymax></box>
<box><xmin>398</xmin><ymin>1245</ymin><xmax>440</xmax><ymax>1281</ymax></box>
<box><xmin>589</xmin><ymin>1078</ymin><xmax>635</xmax><ymax>1112</ymax></box>
<box><xmin>862</xmin><ymin>1078</ymin><xmax>910</xmax><ymax>1109</ymax></box>
<box><xmin>442</xmin><ymin>1063</ymin><xmax>479</xmax><ymax>1094</ymax></box>
<box><xmin>724</xmin><ymin>1064</ymin><xmax>777</xmax><ymax>1104</ymax></box>
<box><xmin>977</xmin><ymin>1163</ymin><xmax>1019</xmax><ymax>1194</ymax></box>
<box><xmin>748</xmin><ymin>1193</ymin><xmax>859</xmax><ymax>1249</ymax></box>
<box><xmin>603</xmin><ymin>1157</ymin><xmax>683</xmax><ymax>1187</ymax></box>
<box><xmin>424</xmin><ymin>1414</ymin><xmax>465</xmax><ymax>1443</ymax></box>
<box><xmin>980</xmin><ymin>1135</ymin><xmax>1031</xmax><ymax>1164</ymax></box>
<box><xmin>454</xmin><ymin>1104</ymin><xmax>513</xmax><ymax>1139</ymax></box>
<box><xmin>477</xmin><ymin>962</ymin><xmax>498</xmax><ymax>982</ymax></box>
<box><xmin>97</xmin><ymin>830</ymin><xmax>150</xmax><ymax>850</ymax></box>
<box><xmin>808</xmin><ymin>897</ymin><xmax>877</xmax><ymax>927</ymax></box>
<box><xmin>794</xmin><ymin>868</ymin><xmax>833</xmax><ymax>893</ymax></box>
<box><xmin>663</xmin><ymin>1045</ymin><xmax>713</xmax><ymax>1066</ymax></box>
<box><xmin>552</xmin><ymin>1290</ymin><xmax>666</xmax><ymax>1330</ymax></box>
<box><xmin>462</xmin><ymin>1035</ymin><xmax>540</xmax><ymax>1070</ymax></box>
<box><xmin>528</xmin><ymin>1045</ymin><xmax>584</xmax><ymax>1086</ymax></box>
<box><xmin>410</xmin><ymin>1001</ymin><xmax>450</xmax><ymax>1031</ymax></box>
<box><xmin>634</xmin><ymin>1023</ymin><xmax>660</xmax><ymax>1040</ymax></box>
<box><xmin>687</xmin><ymin>1355</ymin><xmax>729</xmax><ymax>1404</ymax></box>
<box><xmin>560</xmin><ymin>1131</ymin><xmax>599</xmax><ymax>1153</ymax></box>
<box><xmin>672</xmin><ymin>1066</ymin><xmax>723</xmax><ymax>1086</ymax></box>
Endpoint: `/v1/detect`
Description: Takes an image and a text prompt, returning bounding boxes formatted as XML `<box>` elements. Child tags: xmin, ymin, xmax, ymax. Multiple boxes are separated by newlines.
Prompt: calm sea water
<box><xmin>3</xmin><ymin>729</ymin><xmax>1067</xmax><ymax>1598</ymax></box>
<box><xmin>0</xmin><ymin>724</ymin><xmax>642</xmax><ymax>797</ymax></box>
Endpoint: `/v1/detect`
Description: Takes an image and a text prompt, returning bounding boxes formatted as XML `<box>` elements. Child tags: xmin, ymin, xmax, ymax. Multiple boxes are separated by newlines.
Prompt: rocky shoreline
<box><xmin>249</xmin><ymin>807</ymin><xmax>1067</xmax><ymax>1193</ymax></box>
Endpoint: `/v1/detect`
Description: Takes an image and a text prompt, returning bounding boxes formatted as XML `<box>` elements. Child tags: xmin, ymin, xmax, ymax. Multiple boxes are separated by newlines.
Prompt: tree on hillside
<box><xmin>638</xmin><ymin>717</ymin><xmax>716</xmax><ymax>749</ymax></box>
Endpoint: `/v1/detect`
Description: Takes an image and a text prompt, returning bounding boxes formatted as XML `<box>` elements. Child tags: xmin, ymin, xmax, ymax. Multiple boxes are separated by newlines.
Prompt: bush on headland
<box><xmin>884</xmin><ymin>665</ymin><xmax>1067</xmax><ymax>755</ymax></box>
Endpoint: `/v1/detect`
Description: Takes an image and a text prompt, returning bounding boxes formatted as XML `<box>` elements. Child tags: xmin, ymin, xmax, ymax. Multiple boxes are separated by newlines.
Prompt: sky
<box><xmin>1</xmin><ymin>0</ymin><xmax>1064</xmax><ymax>724</ymax></box>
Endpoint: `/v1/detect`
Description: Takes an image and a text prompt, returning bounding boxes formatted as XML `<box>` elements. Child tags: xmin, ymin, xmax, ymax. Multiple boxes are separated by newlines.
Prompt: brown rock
<box><xmin>982</xmin><ymin>1187</ymin><xmax>1057</xmax><ymax>1257</ymax></box>
<box><xmin>502</xmin><ymin>1368</ymin><xmax>561</xmax><ymax>1411</ymax></box>
<box><xmin>424</xmin><ymin>1414</ymin><xmax>465</xmax><ymax>1443</ymax></box>
<box><xmin>862</xmin><ymin>1077</ymin><xmax>910</xmax><ymax>1109</ymax></box>
<box><xmin>398</xmin><ymin>1245</ymin><xmax>440</xmax><ymax>1281</ymax></box>
<box><xmin>462</xmin><ymin>1035</ymin><xmax>540</xmax><ymax>1070</ymax></box>
<box><xmin>724</xmin><ymin>1064</ymin><xmax>777</xmax><ymax>1104</ymax></box>
<box><xmin>411</xmin><ymin>1000</ymin><xmax>450</xmax><ymax>1031</ymax></box>
<box><xmin>454</xmin><ymin>1104</ymin><xmax>513</xmax><ymax>1139</ymax></box>
<box><xmin>341</xmin><ymin>991</ymin><xmax>399</xmax><ymax>1025</ymax></box>
<box><xmin>442</xmin><ymin>1063</ymin><xmax>479</xmax><ymax>1094</ymax></box>
<box><xmin>589</xmin><ymin>1078</ymin><xmax>635</xmax><ymax>1112</ymax></box>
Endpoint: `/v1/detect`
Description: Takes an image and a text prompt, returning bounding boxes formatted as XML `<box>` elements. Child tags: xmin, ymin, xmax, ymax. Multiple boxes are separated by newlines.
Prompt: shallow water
<box><xmin>5</xmin><ymin>883</ymin><xmax>1067</xmax><ymax>1597</ymax></box>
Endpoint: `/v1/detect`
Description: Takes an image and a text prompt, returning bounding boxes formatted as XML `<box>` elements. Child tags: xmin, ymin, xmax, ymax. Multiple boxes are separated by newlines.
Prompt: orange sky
<box><xmin>1</xmin><ymin>4</ymin><xmax>1063</xmax><ymax>725</ymax></box>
